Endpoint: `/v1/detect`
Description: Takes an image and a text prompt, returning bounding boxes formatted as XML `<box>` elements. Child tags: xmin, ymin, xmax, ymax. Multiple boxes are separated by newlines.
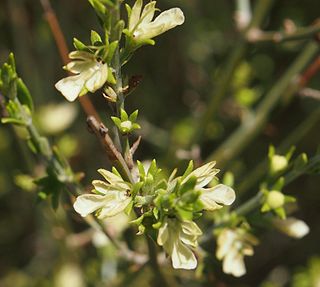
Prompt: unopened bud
<box><xmin>266</xmin><ymin>190</ymin><xmax>285</xmax><ymax>209</ymax></box>
<box><xmin>103</xmin><ymin>87</ymin><xmax>117</xmax><ymax>102</ymax></box>
<box><xmin>271</xmin><ymin>155</ymin><xmax>288</xmax><ymax>174</ymax></box>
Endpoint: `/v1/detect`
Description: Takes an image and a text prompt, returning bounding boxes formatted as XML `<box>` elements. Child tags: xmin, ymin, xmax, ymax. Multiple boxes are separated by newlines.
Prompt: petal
<box><xmin>92</xmin><ymin>180</ymin><xmax>122</xmax><ymax>194</ymax></box>
<box><xmin>73</xmin><ymin>194</ymin><xmax>107</xmax><ymax>217</ymax></box>
<box><xmin>171</xmin><ymin>239</ymin><xmax>197</xmax><ymax>269</ymax></box>
<box><xmin>135</xmin><ymin>7</ymin><xmax>185</xmax><ymax>40</ymax></box>
<box><xmin>157</xmin><ymin>222</ymin><xmax>169</xmax><ymax>246</ymax></box>
<box><xmin>223</xmin><ymin>250</ymin><xmax>246</xmax><ymax>277</ymax></box>
<box><xmin>200</xmin><ymin>184</ymin><xmax>236</xmax><ymax>211</ymax></box>
<box><xmin>65</xmin><ymin>60</ymin><xmax>96</xmax><ymax>74</ymax></box>
<box><xmin>69</xmin><ymin>51</ymin><xmax>95</xmax><ymax>60</ymax></box>
<box><xmin>55</xmin><ymin>75</ymin><xmax>85</xmax><ymax>102</ymax></box>
<box><xmin>129</xmin><ymin>0</ymin><xmax>143</xmax><ymax>31</ymax></box>
<box><xmin>140</xmin><ymin>1</ymin><xmax>156</xmax><ymax>25</ymax></box>
<box><xmin>97</xmin><ymin>196</ymin><xmax>131</xmax><ymax>219</ymax></box>
<box><xmin>84</xmin><ymin>63</ymin><xmax>108</xmax><ymax>93</ymax></box>
<box><xmin>183</xmin><ymin>161</ymin><xmax>219</xmax><ymax>188</ymax></box>
<box><xmin>181</xmin><ymin>220</ymin><xmax>202</xmax><ymax>236</ymax></box>
<box><xmin>97</xmin><ymin>169</ymin><xmax>130</xmax><ymax>190</ymax></box>
<box><xmin>216</xmin><ymin>229</ymin><xmax>237</xmax><ymax>260</ymax></box>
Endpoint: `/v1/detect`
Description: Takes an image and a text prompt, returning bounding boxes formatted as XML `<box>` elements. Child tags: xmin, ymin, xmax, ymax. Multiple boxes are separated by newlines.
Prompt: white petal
<box><xmin>73</xmin><ymin>194</ymin><xmax>108</xmax><ymax>217</ymax></box>
<box><xmin>92</xmin><ymin>180</ymin><xmax>117</xmax><ymax>194</ymax></box>
<box><xmin>157</xmin><ymin>222</ymin><xmax>169</xmax><ymax>246</ymax></box>
<box><xmin>140</xmin><ymin>1</ymin><xmax>156</xmax><ymax>25</ymax></box>
<box><xmin>55</xmin><ymin>75</ymin><xmax>85</xmax><ymax>102</ymax></box>
<box><xmin>200</xmin><ymin>184</ymin><xmax>236</xmax><ymax>211</ymax></box>
<box><xmin>129</xmin><ymin>0</ymin><xmax>143</xmax><ymax>31</ymax></box>
<box><xmin>171</xmin><ymin>239</ymin><xmax>197</xmax><ymax>269</ymax></box>
<box><xmin>98</xmin><ymin>169</ymin><xmax>130</xmax><ymax>190</ymax></box>
<box><xmin>69</xmin><ymin>51</ymin><xmax>95</xmax><ymax>60</ymax></box>
<box><xmin>97</xmin><ymin>196</ymin><xmax>131</xmax><ymax>219</ymax></box>
<box><xmin>183</xmin><ymin>161</ymin><xmax>219</xmax><ymax>188</ymax></box>
<box><xmin>181</xmin><ymin>220</ymin><xmax>202</xmax><ymax>236</ymax></box>
<box><xmin>65</xmin><ymin>60</ymin><xmax>96</xmax><ymax>74</ymax></box>
<box><xmin>135</xmin><ymin>7</ymin><xmax>185</xmax><ymax>40</ymax></box>
<box><xmin>223</xmin><ymin>250</ymin><xmax>246</xmax><ymax>277</ymax></box>
<box><xmin>84</xmin><ymin>63</ymin><xmax>108</xmax><ymax>93</ymax></box>
<box><xmin>216</xmin><ymin>230</ymin><xmax>237</xmax><ymax>260</ymax></box>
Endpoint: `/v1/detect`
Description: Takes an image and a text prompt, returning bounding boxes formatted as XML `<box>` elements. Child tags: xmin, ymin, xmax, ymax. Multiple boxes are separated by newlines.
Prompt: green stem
<box><xmin>189</xmin><ymin>0</ymin><xmax>275</xmax><ymax>146</ymax></box>
<box><xmin>207</xmin><ymin>41</ymin><xmax>320</xmax><ymax>167</ymax></box>
<box><xmin>146</xmin><ymin>236</ymin><xmax>170</xmax><ymax>287</ymax></box>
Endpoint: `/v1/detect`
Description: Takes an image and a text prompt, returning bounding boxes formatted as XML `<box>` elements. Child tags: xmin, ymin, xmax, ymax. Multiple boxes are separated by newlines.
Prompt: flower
<box><xmin>73</xmin><ymin>169</ymin><xmax>131</xmax><ymax>219</ymax></box>
<box><xmin>272</xmin><ymin>217</ymin><xmax>310</xmax><ymax>238</ymax></box>
<box><xmin>55</xmin><ymin>51</ymin><xmax>108</xmax><ymax>102</ymax></box>
<box><xmin>127</xmin><ymin>0</ymin><xmax>185</xmax><ymax>42</ymax></box>
<box><xmin>216</xmin><ymin>228</ymin><xmax>258</xmax><ymax>277</ymax></box>
<box><xmin>182</xmin><ymin>161</ymin><xmax>236</xmax><ymax>211</ymax></box>
<box><xmin>157</xmin><ymin>218</ymin><xmax>202</xmax><ymax>269</ymax></box>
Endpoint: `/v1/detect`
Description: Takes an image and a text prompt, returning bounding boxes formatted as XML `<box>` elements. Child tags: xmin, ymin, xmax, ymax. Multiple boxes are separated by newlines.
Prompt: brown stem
<box><xmin>39</xmin><ymin>0</ymin><xmax>101</xmax><ymax>121</ymax></box>
<box><xmin>86</xmin><ymin>116</ymin><xmax>134</xmax><ymax>183</ymax></box>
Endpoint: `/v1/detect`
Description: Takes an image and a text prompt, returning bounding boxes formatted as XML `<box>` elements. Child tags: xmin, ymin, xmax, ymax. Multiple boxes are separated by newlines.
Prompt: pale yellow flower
<box><xmin>182</xmin><ymin>161</ymin><xmax>236</xmax><ymax>211</ymax></box>
<box><xmin>157</xmin><ymin>218</ymin><xmax>202</xmax><ymax>269</ymax></box>
<box><xmin>128</xmin><ymin>0</ymin><xmax>185</xmax><ymax>42</ymax></box>
<box><xmin>73</xmin><ymin>169</ymin><xmax>131</xmax><ymax>219</ymax></box>
<box><xmin>216</xmin><ymin>228</ymin><xmax>258</xmax><ymax>277</ymax></box>
<box><xmin>55</xmin><ymin>51</ymin><xmax>108</xmax><ymax>102</ymax></box>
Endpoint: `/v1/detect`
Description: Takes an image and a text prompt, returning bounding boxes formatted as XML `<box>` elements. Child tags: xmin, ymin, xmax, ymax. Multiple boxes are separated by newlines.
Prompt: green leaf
<box><xmin>90</xmin><ymin>30</ymin><xmax>102</xmax><ymax>45</ymax></box>
<box><xmin>73</xmin><ymin>38</ymin><xmax>88</xmax><ymax>51</ymax></box>
<box><xmin>105</xmin><ymin>40</ymin><xmax>118</xmax><ymax>63</ymax></box>
<box><xmin>17</xmin><ymin>78</ymin><xmax>34</xmax><ymax>112</ymax></box>
<box><xmin>111</xmin><ymin>116</ymin><xmax>122</xmax><ymax>128</ymax></box>
<box><xmin>129</xmin><ymin>110</ymin><xmax>139</xmax><ymax>122</ymax></box>
<box><xmin>1</xmin><ymin>117</ymin><xmax>25</xmax><ymax>125</ymax></box>
<box><xmin>120</xmin><ymin>108</ymin><xmax>128</xmax><ymax>121</ymax></box>
<box><xmin>137</xmin><ymin>160</ymin><xmax>146</xmax><ymax>178</ymax></box>
<box><xmin>182</xmin><ymin>160</ymin><xmax>194</xmax><ymax>179</ymax></box>
<box><xmin>107</xmin><ymin>68</ymin><xmax>116</xmax><ymax>84</ymax></box>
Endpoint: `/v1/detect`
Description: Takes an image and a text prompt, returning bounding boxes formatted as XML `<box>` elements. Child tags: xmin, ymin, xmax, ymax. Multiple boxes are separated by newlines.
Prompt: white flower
<box><xmin>182</xmin><ymin>161</ymin><xmax>236</xmax><ymax>211</ymax></box>
<box><xmin>216</xmin><ymin>228</ymin><xmax>258</xmax><ymax>277</ymax></box>
<box><xmin>157</xmin><ymin>218</ymin><xmax>202</xmax><ymax>269</ymax></box>
<box><xmin>273</xmin><ymin>217</ymin><xmax>310</xmax><ymax>238</ymax></box>
<box><xmin>73</xmin><ymin>169</ymin><xmax>131</xmax><ymax>219</ymax></box>
<box><xmin>127</xmin><ymin>0</ymin><xmax>185</xmax><ymax>42</ymax></box>
<box><xmin>55</xmin><ymin>51</ymin><xmax>108</xmax><ymax>102</ymax></box>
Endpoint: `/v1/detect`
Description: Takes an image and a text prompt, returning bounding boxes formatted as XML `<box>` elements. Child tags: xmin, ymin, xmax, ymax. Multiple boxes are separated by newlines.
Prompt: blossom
<box><xmin>157</xmin><ymin>218</ymin><xmax>202</xmax><ymax>269</ymax></box>
<box><xmin>182</xmin><ymin>161</ymin><xmax>236</xmax><ymax>211</ymax></box>
<box><xmin>73</xmin><ymin>169</ymin><xmax>131</xmax><ymax>219</ymax></box>
<box><xmin>216</xmin><ymin>228</ymin><xmax>258</xmax><ymax>277</ymax></box>
<box><xmin>127</xmin><ymin>0</ymin><xmax>185</xmax><ymax>42</ymax></box>
<box><xmin>55</xmin><ymin>51</ymin><xmax>108</xmax><ymax>102</ymax></box>
<box><xmin>273</xmin><ymin>217</ymin><xmax>310</xmax><ymax>238</ymax></box>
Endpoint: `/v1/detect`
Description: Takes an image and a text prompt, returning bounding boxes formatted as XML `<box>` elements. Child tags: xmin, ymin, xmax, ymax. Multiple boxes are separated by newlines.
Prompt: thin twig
<box><xmin>87</xmin><ymin>116</ymin><xmax>134</xmax><ymax>183</ymax></box>
<box><xmin>188</xmin><ymin>0</ymin><xmax>275</xmax><ymax>146</ymax></box>
<box><xmin>247</xmin><ymin>19</ymin><xmax>320</xmax><ymax>43</ymax></box>
<box><xmin>206</xmin><ymin>41</ymin><xmax>320</xmax><ymax>167</ymax></box>
<box><xmin>39</xmin><ymin>0</ymin><xmax>101</xmax><ymax>122</ymax></box>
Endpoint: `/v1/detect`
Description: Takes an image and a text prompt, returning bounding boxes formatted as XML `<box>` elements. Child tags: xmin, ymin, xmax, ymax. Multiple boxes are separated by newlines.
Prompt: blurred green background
<box><xmin>1</xmin><ymin>0</ymin><xmax>320</xmax><ymax>286</ymax></box>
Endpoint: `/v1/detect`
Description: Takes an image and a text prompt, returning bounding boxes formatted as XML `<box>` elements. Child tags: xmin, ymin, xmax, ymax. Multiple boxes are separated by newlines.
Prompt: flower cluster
<box><xmin>73</xmin><ymin>160</ymin><xmax>236</xmax><ymax>269</ymax></box>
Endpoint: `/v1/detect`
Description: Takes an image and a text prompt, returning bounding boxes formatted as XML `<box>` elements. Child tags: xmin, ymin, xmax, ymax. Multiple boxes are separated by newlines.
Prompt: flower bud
<box><xmin>270</xmin><ymin>155</ymin><xmax>288</xmax><ymax>174</ymax></box>
<box><xmin>266</xmin><ymin>190</ymin><xmax>285</xmax><ymax>209</ymax></box>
